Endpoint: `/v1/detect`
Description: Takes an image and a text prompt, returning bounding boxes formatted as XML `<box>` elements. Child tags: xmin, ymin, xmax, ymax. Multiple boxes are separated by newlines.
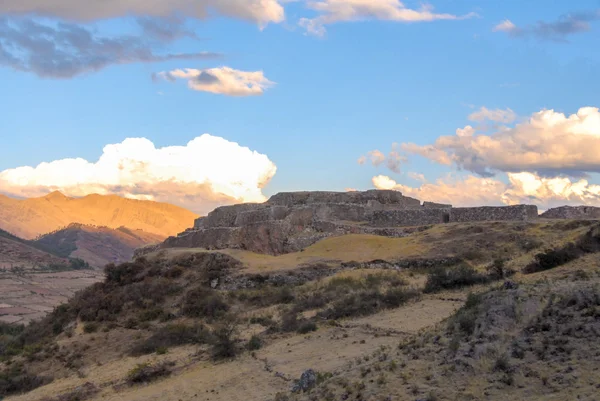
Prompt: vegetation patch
<box><xmin>0</xmin><ymin>363</ymin><xmax>52</xmax><ymax>397</ymax></box>
<box><xmin>130</xmin><ymin>323</ymin><xmax>211</xmax><ymax>356</ymax></box>
<box><xmin>423</xmin><ymin>264</ymin><xmax>490</xmax><ymax>293</ymax></box>
<box><xmin>126</xmin><ymin>361</ymin><xmax>173</xmax><ymax>385</ymax></box>
<box><xmin>523</xmin><ymin>225</ymin><xmax>600</xmax><ymax>274</ymax></box>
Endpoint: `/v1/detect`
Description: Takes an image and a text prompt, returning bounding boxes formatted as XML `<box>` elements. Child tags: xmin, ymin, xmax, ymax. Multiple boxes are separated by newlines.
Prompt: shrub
<box><xmin>424</xmin><ymin>264</ymin><xmax>489</xmax><ymax>293</ymax></box>
<box><xmin>0</xmin><ymin>363</ymin><xmax>52</xmax><ymax>397</ymax></box>
<box><xmin>523</xmin><ymin>244</ymin><xmax>581</xmax><ymax>274</ymax></box>
<box><xmin>82</xmin><ymin>323</ymin><xmax>99</xmax><ymax>334</ymax></box>
<box><xmin>126</xmin><ymin>361</ymin><xmax>172</xmax><ymax>385</ymax></box>
<box><xmin>130</xmin><ymin>323</ymin><xmax>211</xmax><ymax>356</ymax></box>
<box><xmin>448</xmin><ymin>292</ymin><xmax>485</xmax><ymax>337</ymax></box>
<box><xmin>210</xmin><ymin>321</ymin><xmax>238</xmax><ymax>360</ymax></box>
<box><xmin>318</xmin><ymin>287</ymin><xmax>419</xmax><ymax>320</ymax></box>
<box><xmin>182</xmin><ymin>288</ymin><xmax>229</xmax><ymax>320</ymax></box>
<box><xmin>297</xmin><ymin>321</ymin><xmax>318</xmax><ymax>334</ymax></box>
<box><xmin>247</xmin><ymin>335</ymin><xmax>262</xmax><ymax>351</ymax></box>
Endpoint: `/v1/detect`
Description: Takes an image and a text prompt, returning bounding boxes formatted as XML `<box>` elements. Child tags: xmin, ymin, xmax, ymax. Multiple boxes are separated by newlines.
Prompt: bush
<box><xmin>247</xmin><ymin>335</ymin><xmax>262</xmax><ymax>351</ymax></box>
<box><xmin>448</xmin><ymin>292</ymin><xmax>485</xmax><ymax>337</ymax></box>
<box><xmin>424</xmin><ymin>264</ymin><xmax>489</xmax><ymax>293</ymax></box>
<box><xmin>126</xmin><ymin>361</ymin><xmax>173</xmax><ymax>385</ymax></box>
<box><xmin>130</xmin><ymin>323</ymin><xmax>211</xmax><ymax>356</ymax></box>
<box><xmin>297</xmin><ymin>321</ymin><xmax>317</xmax><ymax>334</ymax></box>
<box><xmin>182</xmin><ymin>288</ymin><xmax>229</xmax><ymax>320</ymax></box>
<box><xmin>210</xmin><ymin>321</ymin><xmax>238</xmax><ymax>361</ymax></box>
<box><xmin>318</xmin><ymin>287</ymin><xmax>419</xmax><ymax>320</ymax></box>
<box><xmin>523</xmin><ymin>226</ymin><xmax>600</xmax><ymax>274</ymax></box>
<box><xmin>0</xmin><ymin>363</ymin><xmax>52</xmax><ymax>397</ymax></box>
<box><xmin>523</xmin><ymin>244</ymin><xmax>581</xmax><ymax>274</ymax></box>
<box><xmin>82</xmin><ymin>322</ymin><xmax>99</xmax><ymax>334</ymax></box>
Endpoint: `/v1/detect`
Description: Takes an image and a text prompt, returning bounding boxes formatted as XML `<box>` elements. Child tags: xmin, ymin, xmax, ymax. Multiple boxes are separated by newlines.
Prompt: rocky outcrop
<box><xmin>137</xmin><ymin>190</ymin><xmax>539</xmax><ymax>257</ymax></box>
<box><xmin>541</xmin><ymin>206</ymin><xmax>600</xmax><ymax>220</ymax></box>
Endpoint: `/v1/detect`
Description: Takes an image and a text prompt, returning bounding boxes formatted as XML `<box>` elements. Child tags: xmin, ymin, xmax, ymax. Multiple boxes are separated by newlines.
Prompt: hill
<box><xmin>3</xmin><ymin>219</ymin><xmax>600</xmax><ymax>401</ymax></box>
<box><xmin>0</xmin><ymin>192</ymin><xmax>199</xmax><ymax>240</ymax></box>
<box><xmin>34</xmin><ymin>224</ymin><xmax>166</xmax><ymax>268</ymax></box>
<box><xmin>0</xmin><ymin>228</ymin><xmax>69</xmax><ymax>270</ymax></box>
<box><xmin>139</xmin><ymin>189</ymin><xmax>539</xmax><ymax>257</ymax></box>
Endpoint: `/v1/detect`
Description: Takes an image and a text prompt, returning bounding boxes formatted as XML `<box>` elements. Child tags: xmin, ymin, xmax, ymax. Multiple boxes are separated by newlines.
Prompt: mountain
<box><xmin>34</xmin><ymin>224</ymin><xmax>165</xmax><ymax>268</ymax></box>
<box><xmin>0</xmin><ymin>228</ymin><xmax>69</xmax><ymax>270</ymax></box>
<box><xmin>0</xmin><ymin>191</ymin><xmax>199</xmax><ymax>240</ymax></box>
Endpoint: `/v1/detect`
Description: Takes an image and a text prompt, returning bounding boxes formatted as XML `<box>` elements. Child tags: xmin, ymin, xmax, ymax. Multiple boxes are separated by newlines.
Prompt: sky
<box><xmin>0</xmin><ymin>0</ymin><xmax>599</xmax><ymax>214</ymax></box>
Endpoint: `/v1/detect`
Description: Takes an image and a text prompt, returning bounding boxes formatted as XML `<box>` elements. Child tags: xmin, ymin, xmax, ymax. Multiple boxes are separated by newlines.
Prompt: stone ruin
<box><xmin>137</xmin><ymin>190</ymin><xmax>539</xmax><ymax>257</ymax></box>
<box><xmin>541</xmin><ymin>205</ymin><xmax>600</xmax><ymax>220</ymax></box>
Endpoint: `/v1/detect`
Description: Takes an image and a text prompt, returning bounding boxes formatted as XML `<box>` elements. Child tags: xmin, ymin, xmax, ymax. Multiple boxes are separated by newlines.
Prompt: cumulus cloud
<box><xmin>373</xmin><ymin>172</ymin><xmax>600</xmax><ymax>209</ymax></box>
<box><xmin>0</xmin><ymin>0</ymin><xmax>286</xmax><ymax>27</ymax></box>
<box><xmin>493</xmin><ymin>10</ymin><xmax>600</xmax><ymax>42</ymax></box>
<box><xmin>0</xmin><ymin>18</ymin><xmax>220</xmax><ymax>78</ymax></box>
<box><xmin>299</xmin><ymin>0</ymin><xmax>476</xmax><ymax>36</ymax></box>
<box><xmin>468</xmin><ymin>107</ymin><xmax>517</xmax><ymax>124</ymax></box>
<box><xmin>358</xmin><ymin>146</ymin><xmax>406</xmax><ymax>173</ymax></box>
<box><xmin>0</xmin><ymin>135</ymin><xmax>277</xmax><ymax>215</ymax></box>
<box><xmin>402</xmin><ymin>107</ymin><xmax>600</xmax><ymax>177</ymax></box>
<box><xmin>154</xmin><ymin>67</ymin><xmax>274</xmax><ymax>96</ymax></box>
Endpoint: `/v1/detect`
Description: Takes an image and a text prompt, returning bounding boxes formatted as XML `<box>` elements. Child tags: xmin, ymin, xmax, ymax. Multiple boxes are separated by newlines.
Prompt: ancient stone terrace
<box><xmin>137</xmin><ymin>190</ymin><xmax>539</xmax><ymax>256</ymax></box>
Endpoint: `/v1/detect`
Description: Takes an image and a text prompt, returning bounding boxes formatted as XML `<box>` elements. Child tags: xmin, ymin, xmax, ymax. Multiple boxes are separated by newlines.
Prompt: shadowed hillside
<box><xmin>0</xmin><ymin>192</ymin><xmax>198</xmax><ymax>240</ymax></box>
<box><xmin>0</xmin><ymin>228</ymin><xmax>69</xmax><ymax>270</ymax></box>
<box><xmin>34</xmin><ymin>224</ymin><xmax>165</xmax><ymax>268</ymax></box>
<box><xmin>3</xmin><ymin>220</ymin><xmax>600</xmax><ymax>401</ymax></box>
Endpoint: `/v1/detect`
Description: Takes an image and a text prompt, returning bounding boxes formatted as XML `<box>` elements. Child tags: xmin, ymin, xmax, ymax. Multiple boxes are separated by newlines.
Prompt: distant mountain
<box><xmin>33</xmin><ymin>224</ymin><xmax>166</xmax><ymax>268</ymax></box>
<box><xmin>0</xmin><ymin>191</ymin><xmax>199</xmax><ymax>240</ymax></box>
<box><xmin>0</xmin><ymin>228</ymin><xmax>69</xmax><ymax>270</ymax></box>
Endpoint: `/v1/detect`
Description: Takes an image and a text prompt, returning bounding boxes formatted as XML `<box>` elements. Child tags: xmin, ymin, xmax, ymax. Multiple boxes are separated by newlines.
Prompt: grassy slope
<box><xmin>4</xmin><ymin>219</ymin><xmax>600</xmax><ymax>401</ymax></box>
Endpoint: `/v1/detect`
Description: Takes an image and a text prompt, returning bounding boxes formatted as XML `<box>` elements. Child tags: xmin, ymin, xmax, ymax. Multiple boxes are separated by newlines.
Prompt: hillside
<box><xmin>34</xmin><ymin>224</ymin><xmax>166</xmax><ymax>268</ymax></box>
<box><xmin>0</xmin><ymin>228</ymin><xmax>69</xmax><ymax>270</ymax></box>
<box><xmin>3</xmin><ymin>219</ymin><xmax>600</xmax><ymax>401</ymax></box>
<box><xmin>0</xmin><ymin>192</ymin><xmax>198</xmax><ymax>240</ymax></box>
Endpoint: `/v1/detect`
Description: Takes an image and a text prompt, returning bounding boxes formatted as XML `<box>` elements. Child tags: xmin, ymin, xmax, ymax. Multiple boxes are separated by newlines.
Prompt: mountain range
<box><xmin>0</xmin><ymin>191</ymin><xmax>198</xmax><ymax>240</ymax></box>
<box><xmin>0</xmin><ymin>192</ymin><xmax>199</xmax><ymax>268</ymax></box>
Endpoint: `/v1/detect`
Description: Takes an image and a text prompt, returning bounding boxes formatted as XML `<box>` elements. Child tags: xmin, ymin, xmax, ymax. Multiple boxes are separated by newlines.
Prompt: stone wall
<box><xmin>541</xmin><ymin>206</ymin><xmax>600</xmax><ymax>219</ymax></box>
<box><xmin>449</xmin><ymin>205</ymin><xmax>538</xmax><ymax>223</ymax></box>
<box><xmin>368</xmin><ymin>208</ymin><xmax>450</xmax><ymax>227</ymax></box>
<box><xmin>266</xmin><ymin>190</ymin><xmax>421</xmax><ymax>208</ymax></box>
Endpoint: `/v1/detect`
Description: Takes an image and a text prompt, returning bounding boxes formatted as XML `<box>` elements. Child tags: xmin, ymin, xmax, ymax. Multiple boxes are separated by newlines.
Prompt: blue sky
<box><xmin>1</xmin><ymin>1</ymin><xmax>600</xmax><ymax>213</ymax></box>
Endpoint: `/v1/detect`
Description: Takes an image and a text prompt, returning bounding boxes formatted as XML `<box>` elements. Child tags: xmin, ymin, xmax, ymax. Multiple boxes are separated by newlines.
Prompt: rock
<box><xmin>291</xmin><ymin>369</ymin><xmax>317</xmax><ymax>393</ymax></box>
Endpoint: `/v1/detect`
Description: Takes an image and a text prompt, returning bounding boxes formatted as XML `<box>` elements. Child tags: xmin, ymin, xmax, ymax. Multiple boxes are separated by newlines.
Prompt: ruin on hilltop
<box><xmin>137</xmin><ymin>190</ymin><xmax>540</xmax><ymax>256</ymax></box>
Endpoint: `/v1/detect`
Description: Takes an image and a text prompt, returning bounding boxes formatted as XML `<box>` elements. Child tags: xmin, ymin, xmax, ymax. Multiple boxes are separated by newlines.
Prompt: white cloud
<box><xmin>300</xmin><ymin>0</ymin><xmax>476</xmax><ymax>36</ymax></box>
<box><xmin>359</xmin><ymin>145</ymin><xmax>406</xmax><ymax>173</ymax></box>
<box><xmin>0</xmin><ymin>135</ymin><xmax>277</xmax><ymax>215</ymax></box>
<box><xmin>468</xmin><ymin>107</ymin><xmax>517</xmax><ymax>124</ymax></box>
<box><xmin>0</xmin><ymin>0</ymin><xmax>286</xmax><ymax>26</ymax></box>
<box><xmin>154</xmin><ymin>67</ymin><xmax>275</xmax><ymax>96</ymax></box>
<box><xmin>373</xmin><ymin>172</ymin><xmax>600</xmax><ymax>209</ymax></box>
<box><xmin>367</xmin><ymin>150</ymin><xmax>386</xmax><ymax>166</ymax></box>
<box><xmin>407</xmin><ymin>172</ymin><xmax>426</xmax><ymax>182</ymax></box>
<box><xmin>402</xmin><ymin>106</ymin><xmax>600</xmax><ymax>177</ymax></box>
<box><xmin>493</xmin><ymin>19</ymin><xmax>517</xmax><ymax>33</ymax></box>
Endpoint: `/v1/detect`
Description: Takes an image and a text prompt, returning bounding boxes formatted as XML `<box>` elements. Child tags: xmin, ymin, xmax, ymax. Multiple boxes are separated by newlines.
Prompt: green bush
<box><xmin>297</xmin><ymin>321</ymin><xmax>317</xmax><ymax>334</ymax></box>
<box><xmin>130</xmin><ymin>323</ymin><xmax>211</xmax><ymax>356</ymax></box>
<box><xmin>0</xmin><ymin>363</ymin><xmax>52</xmax><ymax>397</ymax></box>
<box><xmin>210</xmin><ymin>321</ymin><xmax>238</xmax><ymax>361</ymax></box>
<box><xmin>424</xmin><ymin>264</ymin><xmax>489</xmax><ymax>293</ymax></box>
<box><xmin>247</xmin><ymin>335</ymin><xmax>262</xmax><ymax>351</ymax></box>
<box><xmin>182</xmin><ymin>288</ymin><xmax>229</xmax><ymax>320</ymax></box>
<box><xmin>126</xmin><ymin>361</ymin><xmax>172</xmax><ymax>385</ymax></box>
<box><xmin>82</xmin><ymin>322</ymin><xmax>99</xmax><ymax>334</ymax></box>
